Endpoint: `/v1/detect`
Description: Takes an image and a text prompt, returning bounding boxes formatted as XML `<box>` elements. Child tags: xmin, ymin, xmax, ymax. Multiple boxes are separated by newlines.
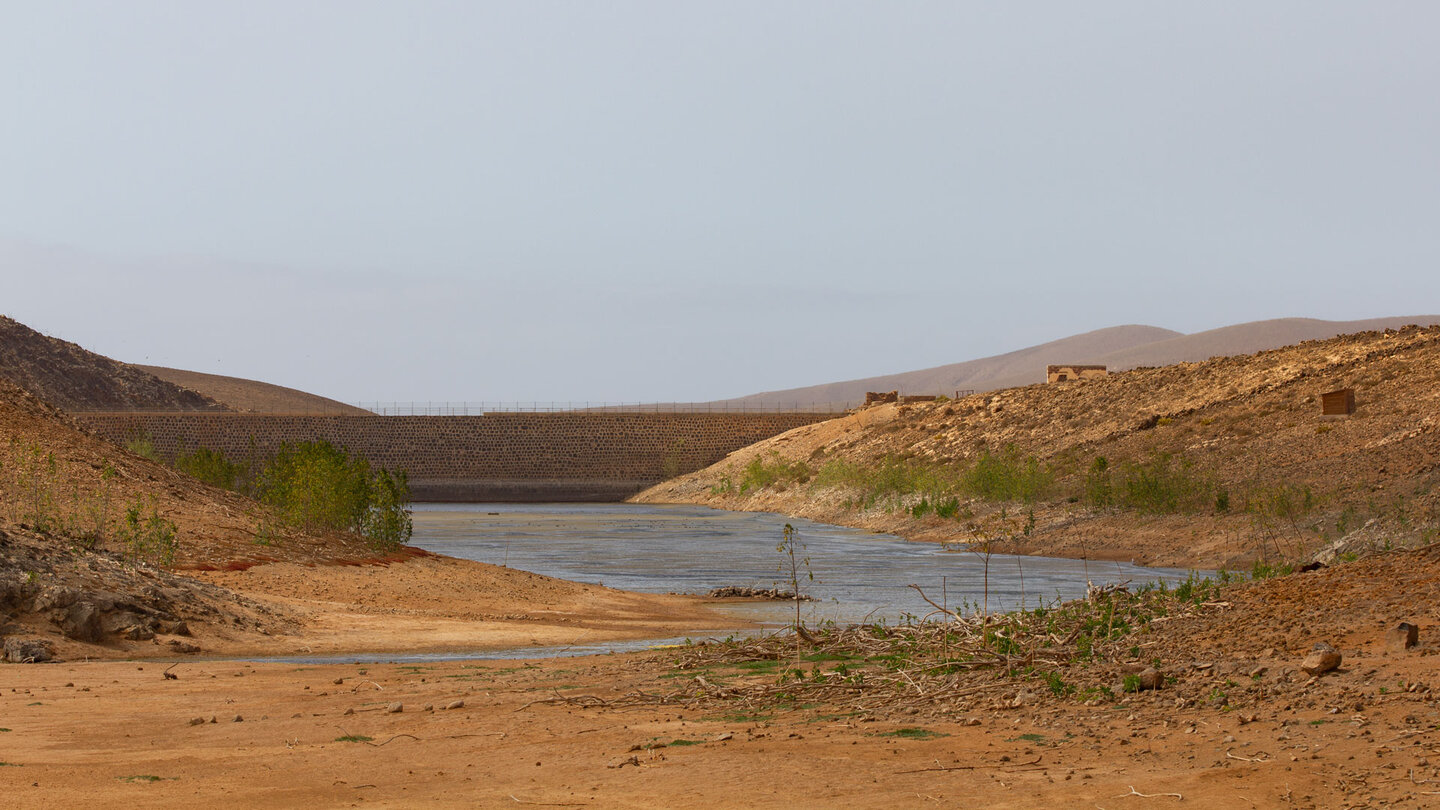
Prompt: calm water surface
<box><xmin>409</xmin><ymin>503</ymin><xmax>1201</xmax><ymax>628</ymax></box>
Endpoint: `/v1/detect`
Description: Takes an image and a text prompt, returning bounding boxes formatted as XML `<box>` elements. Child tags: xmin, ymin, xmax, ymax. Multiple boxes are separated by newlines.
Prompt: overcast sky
<box><xmin>3</xmin><ymin>2</ymin><xmax>1438</xmax><ymax>403</ymax></box>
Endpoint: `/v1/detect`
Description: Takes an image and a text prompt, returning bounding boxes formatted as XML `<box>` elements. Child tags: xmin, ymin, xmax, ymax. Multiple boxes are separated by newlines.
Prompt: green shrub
<box><xmin>739</xmin><ymin>453</ymin><xmax>812</xmax><ymax>493</ymax></box>
<box><xmin>173</xmin><ymin>446</ymin><xmax>247</xmax><ymax>492</ymax></box>
<box><xmin>117</xmin><ymin>497</ymin><xmax>178</xmax><ymax>565</ymax></box>
<box><xmin>256</xmin><ymin>440</ymin><xmax>412</xmax><ymax>550</ymax></box>
<box><xmin>963</xmin><ymin>447</ymin><xmax>1051</xmax><ymax>503</ymax></box>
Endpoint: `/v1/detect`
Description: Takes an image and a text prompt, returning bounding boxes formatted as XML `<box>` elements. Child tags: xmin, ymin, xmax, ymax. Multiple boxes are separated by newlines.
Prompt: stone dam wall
<box><xmin>76</xmin><ymin>412</ymin><xmax>839</xmax><ymax>502</ymax></box>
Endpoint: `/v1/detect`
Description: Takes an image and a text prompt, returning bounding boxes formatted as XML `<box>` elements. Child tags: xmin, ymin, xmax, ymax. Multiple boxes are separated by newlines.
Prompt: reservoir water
<box><xmin>410</xmin><ymin>503</ymin><xmax>1201</xmax><ymax>628</ymax></box>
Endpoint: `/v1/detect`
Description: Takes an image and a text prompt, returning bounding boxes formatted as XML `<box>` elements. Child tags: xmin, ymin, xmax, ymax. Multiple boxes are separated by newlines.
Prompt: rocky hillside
<box><xmin>0</xmin><ymin>315</ymin><xmax>224</xmax><ymax>411</ymax></box>
<box><xmin>0</xmin><ymin>378</ymin><xmax>385</xmax><ymax>661</ymax></box>
<box><xmin>723</xmin><ymin>315</ymin><xmax>1440</xmax><ymax>407</ymax></box>
<box><xmin>637</xmin><ymin>325</ymin><xmax>1440</xmax><ymax>570</ymax></box>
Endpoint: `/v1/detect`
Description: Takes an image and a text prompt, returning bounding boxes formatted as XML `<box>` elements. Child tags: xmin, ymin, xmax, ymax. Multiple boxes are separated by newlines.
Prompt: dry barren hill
<box><xmin>0</xmin><ymin>315</ymin><xmax>225</xmax><ymax>412</ymax></box>
<box><xmin>725</xmin><ymin>315</ymin><xmax>1440</xmax><ymax>408</ymax></box>
<box><xmin>638</xmin><ymin>324</ymin><xmax>1440</xmax><ymax>570</ymax></box>
<box><xmin>138</xmin><ymin>365</ymin><xmax>369</xmax><ymax>414</ymax></box>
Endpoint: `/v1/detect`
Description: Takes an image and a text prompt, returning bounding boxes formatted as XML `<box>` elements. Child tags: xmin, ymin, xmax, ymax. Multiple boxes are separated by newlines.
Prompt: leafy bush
<box><xmin>256</xmin><ymin>440</ymin><xmax>412</xmax><ymax>550</ymax></box>
<box><xmin>173</xmin><ymin>446</ymin><xmax>247</xmax><ymax>492</ymax></box>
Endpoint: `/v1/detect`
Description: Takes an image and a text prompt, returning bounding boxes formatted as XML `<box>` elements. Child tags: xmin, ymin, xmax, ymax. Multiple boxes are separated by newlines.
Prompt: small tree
<box><xmin>776</xmin><ymin>523</ymin><xmax>812</xmax><ymax>658</ymax></box>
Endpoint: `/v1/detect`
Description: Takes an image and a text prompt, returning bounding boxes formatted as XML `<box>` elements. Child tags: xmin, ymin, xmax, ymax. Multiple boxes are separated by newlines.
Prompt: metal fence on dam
<box><xmin>75</xmin><ymin>411</ymin><xmax>843</xmax><ymax>502</ymax></box>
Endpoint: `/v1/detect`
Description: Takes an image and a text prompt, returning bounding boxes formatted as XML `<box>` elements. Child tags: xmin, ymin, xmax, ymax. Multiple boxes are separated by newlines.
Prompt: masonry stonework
<box><xmin>76</xmin><ymin>412</ymin><xmax>837</xmax><ymax>502</ymax></box>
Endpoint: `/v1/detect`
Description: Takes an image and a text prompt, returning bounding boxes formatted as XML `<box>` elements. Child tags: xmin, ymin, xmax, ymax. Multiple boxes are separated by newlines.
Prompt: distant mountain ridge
<box><xmin>724</xmin><ymin>315</ymin><xmax>1440</xmax><ymax>408</ymax></box>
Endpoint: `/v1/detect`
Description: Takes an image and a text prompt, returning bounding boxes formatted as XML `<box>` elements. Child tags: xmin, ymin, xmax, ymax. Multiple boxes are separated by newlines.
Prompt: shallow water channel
<box><xmin>410</xmin><ymin>503</ymin><xmax>1199</xmax><ymax>630</ymax></box>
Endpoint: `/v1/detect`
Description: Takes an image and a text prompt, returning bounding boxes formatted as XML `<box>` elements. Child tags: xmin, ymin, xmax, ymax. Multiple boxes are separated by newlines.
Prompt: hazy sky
<box><xmin>3</xmin><ymin>3</ymin><xmax>1438</xmax><ymax>403</ymax></box>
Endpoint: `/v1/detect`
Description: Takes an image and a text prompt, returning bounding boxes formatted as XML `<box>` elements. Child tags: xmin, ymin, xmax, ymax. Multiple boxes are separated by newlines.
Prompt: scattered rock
<box><xmin>167</xmin><ymin>640</ymin><xmax>201</xmax><ymax>654</ymax></box>
<box><xmin>445</xmin><ymin>699</ymin><xmax>465</xmax><ymax>711</ymax></box>
<box><xmin>160</xmin><ymin>620</ymin><xmax>191</xmax><ymax>637</ymax></box>
<box><xmin>716</xmin><ymin>732</ymin><xmax>734</xmax><ymax>741</ymax></box>
<box><xmin>3</xmin><ymin>637</ymin><xmax>53</xmax><ymax>663</ymax></box>
<box><xmin>1135</xmin><ymin>667</ymin><xmax>1163</xmax><ymax>691</ymax></box>
<box><xmin>422</xmin><ymin>703</ymin><xmax>434</xmax><ymax>712</ymax></box>
<box><xmin>122</xmin><ymin>625</ymin><xmax>155</xmax><ymax>641</ymax></box>
<box><xmin>706</xmin><ymin>586</ymin><xmax>813</xmax><ymax>601</ymax></box>
<box><xmin>386</xmin><ymin>702</ymin><xmax>403</xmax><ymax>714</ymax></box>
<box><xmin>343</xmin><ymin>707</ymin><xmax>355</xmax><ymax>716</ymax></box>
<box><xmin>188</xmin><ymin>717</ymin><xmax>206</xmax><ymax>726</ymax></box>
<box><xmin>332</xmin><ymin>677</ymin><xmax>344</xmax><ymax>685</ymax></box>
<box><xmin>1301</xmin><ymin>643</ymin><xmax>1342</xmax><ymax>676</ymax></box>
<box><xmin>1387</xmin><ymin>622</ymin><xmax>1419</xmax><ymax>651</ymax></box>
<box><xmin>232</xmin><ymin>715</ymin><xmax>243</xmax><ymax>722</ymax></box>
<box><xmin>60</xmin><ymin>601</ymin><xmax>103</xmax><ymax>642</ymax></box>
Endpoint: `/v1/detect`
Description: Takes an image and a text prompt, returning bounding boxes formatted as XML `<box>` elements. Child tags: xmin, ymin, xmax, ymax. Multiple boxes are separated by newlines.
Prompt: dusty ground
<box><xmin>2</xmin><ymin>544</ymin><xmax>1438</xmax><ymax>808</ymax></box>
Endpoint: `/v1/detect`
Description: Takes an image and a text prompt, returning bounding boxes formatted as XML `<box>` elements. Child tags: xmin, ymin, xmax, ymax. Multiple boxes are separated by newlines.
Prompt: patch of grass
<box><xmin>963</xmin><ymin>447</ymin><xmax>1052</xmax><ymax>504</ymax></box>
<box><xmin>1084</xmin><ymin>452</ymin><xmax>1222</xmax><ymax>514</ymax></box>
<box><xmin>668</xmin><ymin>739</ymin><xmax>704</xmax><ymax>747</ymax></box>
<box><xmin>876</xmin><ymin>727</ymin><xmax>949</xmax><ymax>740</ymax></box>
<box><xmin>738</xmin><ymin>452</ymin><xmax>813</xmax><ymax>493</ymax></box>
<box><xmin>117</xmin><ymin>774</ymin><xmax>169</xmax><ymax>782</ymax></box>
<box><xmin>334</xmin><ymin>734</ymin><xmax>374</xmax><ymax>743</ymax></box>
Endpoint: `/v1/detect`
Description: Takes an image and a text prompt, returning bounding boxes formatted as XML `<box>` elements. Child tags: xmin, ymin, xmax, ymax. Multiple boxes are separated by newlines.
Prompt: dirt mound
<box><xmin>0</xmin><ymin>314</ymin><xmax>225</xmax><ymax>412</ymax></box>
<box><xmin>638</xmin><ymin>324</ymin><xmax>1440</xmax><ymax>569</ymax></box>
<box><xmin>723</xmin><ymin>314</ymin><xmax>1440</xmax><ymax>407</ymax></box>
<box><xmin>138</xmin><ymin>365</ymin><xmax>369</xmax><ymax>414</ymax></box>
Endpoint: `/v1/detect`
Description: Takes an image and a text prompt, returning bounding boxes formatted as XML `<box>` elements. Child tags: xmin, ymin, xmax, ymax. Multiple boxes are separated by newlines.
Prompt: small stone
<box><xmin>716</xmin><ymin>732</ymin><xmax>734</xmax><ymax>741</ymax></box>
<box><xmin>422</xmin><ymin>703</ymin><xmax>434</xmax><ymax>712</ymax></box>
<box><xmin>232</xmin><ymin>715</ymin><xmax>243</xmax><ymax>723</ymax></box>
<box><xmin>386</xmin><ymin>702</ymin><xmax>403</xmax><ymax>714</ymax></box>
<box><xmin>209</xmin><ymin>716</ymin><xmax>217</xmax><ymax>724</ymax></box>
<box><xmin>445</xmin><ymin>699</ymin><xmax>465</xmax><ymax>711</ymax></box>
<box><xmin>1387</xmin><ymin>623</ymin><xmax>1420</xmax><ymax>651</ymax></box>
<box><xmin>1301</xmin><ymin>643</ymin><xmax>1342</xmax><ymax>676</ymax></box>
<box><xmin>188</xmin><ymin>717</ymin><xmax>206</xmax><ymax>726</ymax></box>
<box><xmin>1249</xmin><ymin>666</ymin><xmax>1268</xmax><ymax>678</ymax></box>
<box><xmin>343</xmin><ymin>708</ymin><xmax>355</xmax><ymax>716</ymax></box>
<box><xmin>963</xmin><ymin>718</ymin><xmax>981</xmax><ymax>726</ymax></box>
<box><xmin>332</xmin><ymin>678</ymin><xmax>344</xmax><ymax>685</ymax></box>
<box><xmin>1136</xmin><ymin>667</ymin><xmax>1163</xmax><ymax>691</ymax></box>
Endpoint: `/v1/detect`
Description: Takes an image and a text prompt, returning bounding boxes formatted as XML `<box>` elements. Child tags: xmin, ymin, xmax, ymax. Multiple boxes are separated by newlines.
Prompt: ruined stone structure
<box><xmin>1321</xmin><ymin>388</ymin><xmax>1356</xmax><ymax>416</ymax></box>
<box><xmin>1046</xmin><ymin>364</ymin><xmax>1108</xmax><ymax>384</ymax></box>
<box><xmin>76</xmin><ymin>412</ymin><xmax>838</xmax><ymax>502</ymax></box>
<box><xmin>864</xmin><ymin>391</ymin><xmax>899</xmax><ymax>405</ymax></box>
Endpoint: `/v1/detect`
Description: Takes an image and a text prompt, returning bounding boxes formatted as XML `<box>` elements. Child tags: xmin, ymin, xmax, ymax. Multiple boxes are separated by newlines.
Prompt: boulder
<box><xmin>1301</xmin><ymin>642</ymin><xmax>1342</xmax><ymax>676</ymax></box>
<box><xmin>60</xmin><ymin>601</ymin><xmax>104</xmax><ymax>642</ymax></box>
<box><xmin>4</xmin><ymin>637</ymin><xmax>54</xmax><ymax>663</ymax></box>
<box><xmin>1387</xmin><ymin>622</ymin><xmax>1420</xmax><ymax>651</ymax></box>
